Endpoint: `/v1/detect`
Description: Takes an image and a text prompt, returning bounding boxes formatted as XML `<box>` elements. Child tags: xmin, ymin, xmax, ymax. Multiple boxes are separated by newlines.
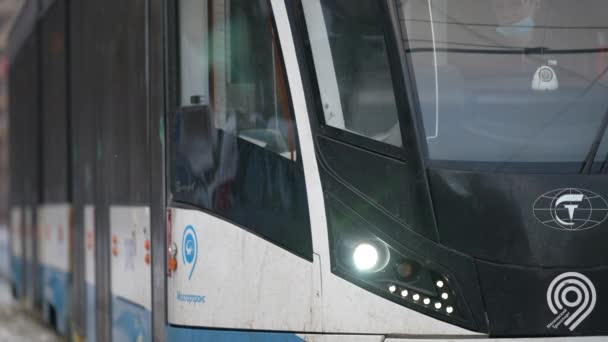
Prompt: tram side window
<box><xmin>302</xmin><ymin>0</ymin><xmax>402</xmax><ymax>147</ymax></box>
<box><xmin>179</xmin><ymin>0</ymin><xmax>208</xmax><ymax>107</ymax></box>
<box><xmin>173</xmin><ymin>0</ymin><xmax>312</xmax><ymax>259</ymax></box>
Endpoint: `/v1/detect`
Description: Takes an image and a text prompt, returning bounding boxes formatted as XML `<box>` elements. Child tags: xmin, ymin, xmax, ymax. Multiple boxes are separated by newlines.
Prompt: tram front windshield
<box><xmin>304</xmin><ymin>0</ymin><xmax>608</xmax><ymax>172</ymax></box>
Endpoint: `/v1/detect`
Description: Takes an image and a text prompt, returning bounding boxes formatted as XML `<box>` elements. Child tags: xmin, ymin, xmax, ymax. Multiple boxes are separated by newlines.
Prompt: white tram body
<box><xmin>8</xmin><ymin>0</ymin><xmax>608</xmax><ymax>341</ymax></box>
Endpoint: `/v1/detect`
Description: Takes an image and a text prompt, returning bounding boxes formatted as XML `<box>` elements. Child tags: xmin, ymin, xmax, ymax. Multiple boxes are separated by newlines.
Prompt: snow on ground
<box><xmin>0</xmin><ymin>279</ymin><xmax>62</xmax><ymax>342</ymax></box>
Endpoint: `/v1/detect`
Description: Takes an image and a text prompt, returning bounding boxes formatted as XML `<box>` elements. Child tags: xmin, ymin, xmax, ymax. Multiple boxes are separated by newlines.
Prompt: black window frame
<box><xmin>289</xmin><ymin>0</ymin><xmax>423</xmax><ymax>162</ymax></box>
<box><xmin>287</xmin><ymin>0</ymin><xmax>441</xmax><ymax>239</ymax></box>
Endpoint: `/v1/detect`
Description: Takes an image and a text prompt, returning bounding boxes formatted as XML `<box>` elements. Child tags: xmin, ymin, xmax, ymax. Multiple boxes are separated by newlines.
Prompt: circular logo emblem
<box><xmin>539</xmin><ymin>67</ymin><xmax>554</xmax><ymax>82</ymax></box>
<box><xmin>533</xmin><ymin>188</ymin><xmax>608</xmax><ymax>231</ymax></box>
<box><xmin>183</xmin><ymin>233</ymin><xmax>196</xmax><ymax>263</ymax></box>
<box><xmin>547</xmin><ymin>272</ymin><xmax>596</xmax><ymax>331</ymax></box>
<box><xmin>181</xmin><ymin>225</ymin><xmax>198</xmax><ymax>280</ymax></box>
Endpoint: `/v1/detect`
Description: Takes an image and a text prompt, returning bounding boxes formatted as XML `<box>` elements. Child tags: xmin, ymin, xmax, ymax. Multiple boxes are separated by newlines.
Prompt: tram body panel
<box><xmin>23</xmin><ymin>206</ymin><xmax>35</xmax><ymax>309</ymax></box>
<box><xmin>167</xmin><ymin>0</ymin><xmax>478</xmax><ymax>336</ymax></box>
<box><xmin>37</xmin><ymin>203</ymin><xmax>71</xmax><ymax>335</ymax></box>
<box><xmin>9</xmin><ymin>207</ymin><xmax>23</xmax><ymax>298</ymax></box>
<box><xmin>84</xmin><ymin>205</ymin><xmax>95</xmax><ymax>342</ymax></box>
<box><xmin>385</xmin><ymin>338</ymin><xmax>608</xmax><ymax>342</ymax></box>
<box><xmin>9</xmin><ymin>0</ymin><xmax>608</xmax><ymax>339</ymax></box>
<box><xmin>169</xmin><ymin>0</ymin><xmax>316</xmax><ymax>334</ymax></box>
<box><xmin>318</xmin><ymin>274</ymin><xmax>476</xmax><ymax>335</ymax></box>
<box><xmin>167</xmin><ymin>207</ymin><xmax>319</xmax><ymax>331</ymax></box>
<box><xmin>299</xmin><ymin>336</ymin><xmax>384</xmax><ymax>342</ymax></box>
<box><xmin>272</xmin><ymin>0</ymin><xmax>479</xmax><ymax>336</ymax></box>
<box><xmin>167</xmin><ymin>327</ymin><xmax>386</xmax><ymax>342</ymax></box>
<box><xmin>109</xmin><ymin>206</ymin><xmax>152</xmax><ymax>342</ymax></box>
<box><xmin>277</xmin><ymin>0</ymin><xmax>608</xmax><ymax>339</ymax></box>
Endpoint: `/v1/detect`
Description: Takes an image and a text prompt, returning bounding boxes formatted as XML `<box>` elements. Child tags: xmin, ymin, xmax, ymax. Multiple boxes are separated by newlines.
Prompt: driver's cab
<box><xmin>167</xmin><ymin>0</ymin><xmax>608</xmax><ymax>339</ymax></box>
<box><xmin>403</xmin><ymin>0</ymin><xmax>608</xmax><ymax>168</ymax></box>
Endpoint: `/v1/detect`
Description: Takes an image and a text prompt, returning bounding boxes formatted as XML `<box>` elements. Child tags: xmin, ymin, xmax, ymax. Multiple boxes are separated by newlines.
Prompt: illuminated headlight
<box><xmin>338</xmin><ymin>236</ymin><xmax>461</xmax><ymax>318</ymax></box>
<box><xmin>339</xmin><ymin>235</ymin><xmax>456</xmax><ymax>315</ymax></box>
<box><xmin>325</xmin><ymin>198</ymin><xmax>471</xmax><ymax>328</ymax></box>
<box><xmin>353</xmin><ymin>243</ymin><xmax>379</xmax><ymax>271</ymax></box>
<box><xmin>331</xmin><ymin>229</ymin><xmax>462</xmax><ymax>322</ymax></box>
<box><xmin>342</xmin><ymin>239</ymin><xmax>389</xmax><ymax>274</ymax></box>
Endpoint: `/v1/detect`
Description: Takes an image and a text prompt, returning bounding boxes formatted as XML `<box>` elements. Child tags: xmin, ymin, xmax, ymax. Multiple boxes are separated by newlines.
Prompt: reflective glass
<box><xmin>173</xmin><ymin>0</ymin><xmax>311</xmax><ymax>258</ymax></box>
<box><xmin>302</xmin><ymin>0</ymin><xmax>403</xmax><ymax>147</ymax></box>
<box><xmin>399</xmin><ymin>0</ymin><xmax>608</xmax><ymax>164</ymax></box>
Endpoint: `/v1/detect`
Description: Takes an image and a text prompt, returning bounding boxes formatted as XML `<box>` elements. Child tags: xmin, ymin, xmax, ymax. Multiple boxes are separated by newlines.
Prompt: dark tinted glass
<box><xmin>301</xmin><ymin>0</ymin><xmax>402</xmax><ymax>147</ymax></box>
<box><xmin>399</xmin><ymin>0</ymin><xmax>608</xmax><ymax>166</ymax></box>
<box><xmin>173</xmin><ymin>0</ymin><xmax>312</xmax><ymax>259</ymax></box>
<box><xmin>41</xmin><ymin>2</ymin><xmax>69</xmax><ymax>203</ymax></box>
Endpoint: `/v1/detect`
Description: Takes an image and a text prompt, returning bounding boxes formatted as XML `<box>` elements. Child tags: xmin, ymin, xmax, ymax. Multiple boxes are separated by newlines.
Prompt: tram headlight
<box><xmin>327</xmin><ymin>210</ymin><xmax>465</xmax><ymax>324</ymax></box>
<box><xmin>352</xmin><ymin>243</ymin><xmax>378</xmax><ymax>271</ymax></box>
<box><xmin>349</xmin><ymin>240</ymin><xmax>389</xmax><ymax>273</ymax></box>
<box><xmin>334</xmin><ymin>230</ymin><xmax>459</xmax><ymax>316</ymax></box>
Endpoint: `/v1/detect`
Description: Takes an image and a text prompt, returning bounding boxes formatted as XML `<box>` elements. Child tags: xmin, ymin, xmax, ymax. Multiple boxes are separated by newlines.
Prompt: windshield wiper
<box><xmin>581</xmin><ymin>106</ymin><xmax>608</xmax><ymax>174</ymax></box>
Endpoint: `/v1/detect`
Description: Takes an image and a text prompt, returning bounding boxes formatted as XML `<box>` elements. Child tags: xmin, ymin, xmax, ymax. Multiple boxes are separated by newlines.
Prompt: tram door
<box><xmin>5</xmin><ymin>0</ymin><xmax>40</xmax><ymax>313</ymax></box>
<box><xmin>38</xmin><ymin>0</ymin><xmax>72</xmax><ymax>335</ymax></box>
<box><xmin>167</xmin><ymin>0</ymin><xmax>318</xmax><ymax>334</ymax></box>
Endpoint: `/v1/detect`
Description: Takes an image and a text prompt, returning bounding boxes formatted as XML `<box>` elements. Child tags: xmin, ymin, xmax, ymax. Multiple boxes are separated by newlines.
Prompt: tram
<box><xmin>7</xmin><ymin>0</ymin><xmax>608</xmax><ymax>341</ymax></box>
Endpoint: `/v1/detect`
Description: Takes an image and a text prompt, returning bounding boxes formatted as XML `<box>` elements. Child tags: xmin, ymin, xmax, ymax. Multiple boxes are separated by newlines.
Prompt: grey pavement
<box><xmin>0</xmin><ymin>279</ymin><xmax>62</xmax><ymax>342</ymax></box>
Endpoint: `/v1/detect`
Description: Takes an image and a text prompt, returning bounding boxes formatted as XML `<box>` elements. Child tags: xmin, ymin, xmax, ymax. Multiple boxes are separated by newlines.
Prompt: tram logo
<box><xmin>546</xmin><ymin>272</ymin><xmax>596</xmax><ymax>331</ymax></box>
<box><xmin>533</xmin><ymin>188</ymin><xmax>608</xmax><ymax>231</ymax></box>
<box><xmin>182</xmin><ymin>225</ymin><xmax>198</xmax><ymax>280</ymax></box>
